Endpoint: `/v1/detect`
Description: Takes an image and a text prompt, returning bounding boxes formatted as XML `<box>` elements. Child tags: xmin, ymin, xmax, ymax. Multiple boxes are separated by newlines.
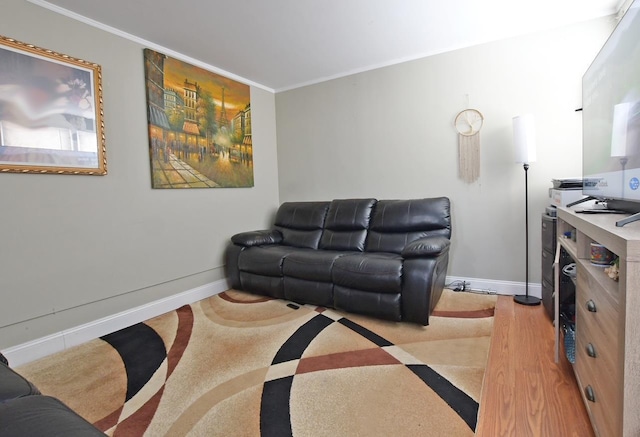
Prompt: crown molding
<box><xmin>25</xmin><ymin>0</ymin><xmax>275</xmax><ymax>93</ymax></box>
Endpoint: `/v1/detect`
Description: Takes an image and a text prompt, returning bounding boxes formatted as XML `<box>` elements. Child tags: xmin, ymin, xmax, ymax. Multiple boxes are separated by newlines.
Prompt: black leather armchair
<box><xmin>226</xmin><ymin>197</ymin><xmax>451</xmax><ymax>325</ymax></box>
<box><xmin>0</xmin><ymin>356</ymin><xmax>104</xmax><ymax>436</ymax></box>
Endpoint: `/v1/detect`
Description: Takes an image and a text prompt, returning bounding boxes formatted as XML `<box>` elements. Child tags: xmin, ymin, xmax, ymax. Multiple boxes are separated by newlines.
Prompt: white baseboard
<box><xmin>446</xmin><ymin>275</ymin><xmax>542</xmax><ymax>299</ymax></box>
<box><xmin>3</xmin><ymin>279</ymin><xmax>229</xmax><ymax>367</ymax></box>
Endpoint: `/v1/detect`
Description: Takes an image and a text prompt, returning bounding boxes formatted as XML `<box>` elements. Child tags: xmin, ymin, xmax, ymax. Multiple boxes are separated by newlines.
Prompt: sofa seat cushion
<box><xmin>332</xmin><ymin>252</ymin><xmax>403</xmax><ymax>293</ymax></box>
<box><xmin>238</xmin><ymin>246</ymin><xmax>303</xmax><ymax>277</ymax></box>
<box><xmin>334</xmin><ymin>286</ymin><xmax>401</xmax><ymax>321</ymax></box>
<box><xmin>0</xmin><ymin>362</ymin><xmax>40</xmax><ymax>402</ymax></box>
<box><xmin>0</xmin><ymin>395</ymin><xmax>105</xmax><ymax>436</ymax></box>
<box><xmin>239</xmin><ymin>272</ymin><xmax>284</xmax><ymax>299</ymax></box>
<box><xmin>283</xmin><ymin>249</ymin><xmax>351</xmax><ymax>282</ymax></box>
<box><xmin>284</xmin><ymin>277</ymin><xmax>334</xmax><ymax>307</ymax></box>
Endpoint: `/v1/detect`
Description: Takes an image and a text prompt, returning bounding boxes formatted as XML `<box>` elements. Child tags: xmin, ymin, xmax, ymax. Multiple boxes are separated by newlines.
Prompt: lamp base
<box><xmin>514</xmin><ymin>295</ymin><xmax>541</xmax><ymax>306</ymax></box>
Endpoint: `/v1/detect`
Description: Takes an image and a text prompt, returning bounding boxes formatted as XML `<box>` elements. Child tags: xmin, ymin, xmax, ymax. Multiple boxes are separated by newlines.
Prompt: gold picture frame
<box><xmin>0</xmin><ymin>35</ymin><xmax>106</xmax><ymax>175</ymax></box>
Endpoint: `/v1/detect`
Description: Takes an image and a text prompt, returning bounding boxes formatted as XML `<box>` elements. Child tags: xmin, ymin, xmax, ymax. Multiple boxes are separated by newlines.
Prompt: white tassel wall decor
<box><xmin>454</xmin><ymin>108</ymin><xmax>484</xmax><ymax>184</ymax></box>
<box><xmin>458</xmin><ymin>131</ymin><xmax>480</xmax><ymax>183</ymax></box>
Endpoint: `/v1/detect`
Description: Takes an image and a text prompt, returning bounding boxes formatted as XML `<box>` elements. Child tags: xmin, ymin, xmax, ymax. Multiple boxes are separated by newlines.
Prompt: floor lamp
<box><xmin>513</xmin><ymin>114</ymin><xmax>541</xmax><ymax>306</ymax></box>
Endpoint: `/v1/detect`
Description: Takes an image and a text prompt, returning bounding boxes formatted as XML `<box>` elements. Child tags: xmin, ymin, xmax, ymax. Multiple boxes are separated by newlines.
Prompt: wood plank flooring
<box><xmin>476</xmin><ymin>295</ymin><xmax>595</xmax><ymax>437</ymax></box>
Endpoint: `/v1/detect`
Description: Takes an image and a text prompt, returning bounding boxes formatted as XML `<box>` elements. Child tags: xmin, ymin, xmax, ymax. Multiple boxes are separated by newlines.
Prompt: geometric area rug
<box><xmin>17</xmin><ymin>288</ymin><xmax>496</xmax><ymax>437</ymax></box>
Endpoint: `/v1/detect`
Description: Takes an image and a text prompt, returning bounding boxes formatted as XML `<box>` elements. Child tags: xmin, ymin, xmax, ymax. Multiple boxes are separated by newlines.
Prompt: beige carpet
<box><xmin>18</xmin><ymin>289</ymin><xmax>497</xmax><ymax>436</ymax></box>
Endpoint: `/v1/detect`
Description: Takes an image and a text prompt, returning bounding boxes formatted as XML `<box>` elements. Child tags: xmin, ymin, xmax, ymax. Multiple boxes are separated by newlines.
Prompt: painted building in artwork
<box><xmin>182</xmin><ymin>79</ymin><xmax>200</xmax><ymax>148</ymax></box>
<box><xmin>232</xmin><ymin>110</ymin><xmax>244</xmax><ymax>140</ymax></box>
<box><xmin>241</xmin><ymin>104</ymin><xmax>252</xmax><ymax>165</ymax></box>
<box><xmin>243</xmin><ymin>104</ymin><xmax>251</xmax><ymax>138</ymax></box>
<box><xmin>143</xmin><ymin>49</ymin><xmax>171</xmax><ymax>141</ymax></box>
<box><xmin>164</xmin><ymin>88</ymin><xmax>184</xmax><ymax>110</ymax></box>
<box><xmin>183</xmin><ymin>79</ymin><xmax>198</xmax><ymax>122</ymax></box>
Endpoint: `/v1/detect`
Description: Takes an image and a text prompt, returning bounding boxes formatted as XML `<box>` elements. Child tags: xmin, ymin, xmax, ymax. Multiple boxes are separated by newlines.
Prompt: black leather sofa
<box><xmin>0</xmin><ymin>353</ymin><xmax>104</xmax><ymax>436</ymax></box>
<box><xmin>226</xmin><ymin>197</ymin><xmax>451</xmax><ymax>325</ymax></box>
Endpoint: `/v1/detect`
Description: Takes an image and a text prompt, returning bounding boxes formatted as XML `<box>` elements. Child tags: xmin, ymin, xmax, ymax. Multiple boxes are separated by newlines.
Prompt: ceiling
<box><xmin>29</xmin><ymin>0</ymin><xmax>626</xmax><ymax>92</ymax></box>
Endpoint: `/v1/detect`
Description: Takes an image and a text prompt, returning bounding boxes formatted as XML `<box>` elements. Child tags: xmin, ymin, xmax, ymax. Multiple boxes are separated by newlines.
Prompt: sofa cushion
<box><xmin>334</xmin><ymin>286</ymin><xmax>401</xmax><ymax>322</ymax></box>
<box><xmin>319</xmin><ymin>199</ymin><xmax>376</xmax><ymax>251</ymax></box>
<box><xmin>366</xmin><ymin>198</ymin><xmax>451</xmax><ymax>253</ymax></box>
<box><xmin>239</xmin><ymin>272</ymin><xmax>284</xmax><ymax>299</ymax></box>
<box><xmin>283</xmin><ymin>249</ymin><xmax>349</xmax><ymax>282</ymax></box>
<box><xmin>0</xmin><ymin>395</ymin><xmax>105</xmax><ymax>437</ymax></box>
<box><xmin>238</xmin><ymin>246</ymin><xmax>302</xmax><ymax>277</ymax></box>
<box><xmin>332</xmin><ymin>252</ymin><xmax>403</xmax><ymax>293</ymax></box>
<box><xmin>0</xmin><ymin>362</ymin><xmax>40</xmax><ymax>403</ymax></box>
<box><xmin>284</xmin><ymin>277</ymin><xmax>334</xmax><ymax>307</ymax></box>
<box><xmin>274</xmin><ymin>201</ymin><xmax>330</xmax><ymax>249</ymax></box>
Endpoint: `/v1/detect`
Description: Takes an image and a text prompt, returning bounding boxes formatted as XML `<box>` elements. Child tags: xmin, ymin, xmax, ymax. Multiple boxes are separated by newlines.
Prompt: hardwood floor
<box><xmin>476</xmin><ymin>296</ymin><xmax>595</xmax><ymax>437</ymax></box>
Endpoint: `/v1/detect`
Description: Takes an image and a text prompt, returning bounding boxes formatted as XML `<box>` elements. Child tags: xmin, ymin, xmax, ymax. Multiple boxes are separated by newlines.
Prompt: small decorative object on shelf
<box><xmin>605</xmin><ymin>257</ymin><xmax>620</xmax><ymax>281</ymax></box>
<box><xmin>590</xmin><ymin>242</ymin><xmax>615</xmax><ymax>266</ymax></box>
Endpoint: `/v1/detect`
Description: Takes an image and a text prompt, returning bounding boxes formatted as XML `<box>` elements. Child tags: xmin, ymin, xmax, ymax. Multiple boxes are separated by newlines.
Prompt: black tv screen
<box><xmin>583</xmin><ymin>0</ymin><xmax>640</xmax><ymax>202</ymax></box>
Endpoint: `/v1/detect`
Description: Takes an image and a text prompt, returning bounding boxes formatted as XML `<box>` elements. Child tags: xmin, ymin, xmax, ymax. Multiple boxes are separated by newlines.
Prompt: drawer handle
<box><xmin>585</xmin><ymin>385</ymin><xmax>596</xmax><ymax>403</ymax></box>
<box><xmin>586</xmin><ymin>343</ymin><xmax>597</xmax><ymax>358</ymax></box>
<box><xmin>586</xmin><ymin>300</ymin><xmax>597</xmax><ymax>312</ymax></box>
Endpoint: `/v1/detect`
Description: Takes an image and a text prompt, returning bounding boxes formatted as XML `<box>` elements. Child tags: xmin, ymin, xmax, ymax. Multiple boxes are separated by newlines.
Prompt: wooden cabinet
<box><xmin>556</xmin><ymin>207</ymin><xmax>640</xmax><ymax>437</ymax></box>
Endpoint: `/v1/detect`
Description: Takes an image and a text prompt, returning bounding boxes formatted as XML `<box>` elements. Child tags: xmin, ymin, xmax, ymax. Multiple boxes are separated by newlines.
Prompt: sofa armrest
<box><xmin>1</xmin><ymin>361</ymin><xmax>41</xmax><ymax>402</ymax></box>
<box><xmin>401</xmin><ymin>236</ymin><xmax>450</xmax><ymax>258</ymax></box>
<box><xmin>231</xmin><ymin>229</ymin><xmax>283</xmax><ymax>247</ymax></box>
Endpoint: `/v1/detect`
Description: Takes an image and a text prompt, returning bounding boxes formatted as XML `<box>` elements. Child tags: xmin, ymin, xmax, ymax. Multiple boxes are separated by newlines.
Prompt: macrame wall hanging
<box><xmin>454</xmin><ymin>108</ymin><xmax>484</xmax><ymax>183</ymax></box>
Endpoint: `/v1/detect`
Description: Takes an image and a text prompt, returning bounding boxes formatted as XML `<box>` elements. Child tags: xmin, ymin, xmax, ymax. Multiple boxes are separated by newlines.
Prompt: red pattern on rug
<box><xmin>97</xmin><ymin>305</ymin><xmax>194</xmax><ymax>434</ymax></box>
<box><xmin>296</xmin><ymin>348</ymin><xmax>401</xmax><ymax>375</ymax></box>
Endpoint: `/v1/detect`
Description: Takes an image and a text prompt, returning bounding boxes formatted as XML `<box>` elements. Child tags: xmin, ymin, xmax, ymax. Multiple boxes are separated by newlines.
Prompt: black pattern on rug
<box><xmin>260</xmin><ymin>311</ymin><xmax>480</xmax><ymax>436</ymax></box>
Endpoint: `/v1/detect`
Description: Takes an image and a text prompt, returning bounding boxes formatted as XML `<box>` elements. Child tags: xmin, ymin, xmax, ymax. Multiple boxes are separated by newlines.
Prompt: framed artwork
<box><xmin>0</xmin><ymin>35</ymin><xmax>106</xmax><ymax>175</ymax></box>
<box><xmin>143</xmin><ymin>48</ymin><xmax>253</xmax><ymax>188</ymax></box>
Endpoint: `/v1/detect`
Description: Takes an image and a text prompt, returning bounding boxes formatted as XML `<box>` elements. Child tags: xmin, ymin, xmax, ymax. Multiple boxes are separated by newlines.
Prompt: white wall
<box><xmin>0</xmin><ymin>0</ymin><xmax>280</xmax><ymax>349</ymax></box>
<box><xmin>275</xmin><ymin>17</ymin><xmax>615</xmax><ymax>286</ymax></box>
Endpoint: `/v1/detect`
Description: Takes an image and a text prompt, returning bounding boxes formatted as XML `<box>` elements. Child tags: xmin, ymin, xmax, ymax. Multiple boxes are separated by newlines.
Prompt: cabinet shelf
<box><xmin>559</xmin><ymin>236</ymin><xmax>578</xmax><ymax>259</ymax></box>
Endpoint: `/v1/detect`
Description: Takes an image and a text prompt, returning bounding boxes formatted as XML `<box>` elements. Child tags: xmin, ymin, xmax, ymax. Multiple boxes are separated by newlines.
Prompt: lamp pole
<box><xmin>514</xmin><ymin>162</ymin><xmax>541</xmax><ymax>306</ymax></box>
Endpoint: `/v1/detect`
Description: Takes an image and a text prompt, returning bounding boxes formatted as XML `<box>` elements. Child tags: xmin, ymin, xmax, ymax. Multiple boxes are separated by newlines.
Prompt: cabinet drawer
<box><xmin>575</xmin><ymin>262</ymin><xmax>621</xmax><ymax>437</ymax></box>
<box><xmin>576</xmin><ymin>266</ymin><xmax>619</xmax><ymax>342</ymax></box>
<box><xmin>577</xmin><ymin>260</ymin><xmax>619</xmax><ymax>305</ymax></box>
<box><xmin>575</xmin><ymin>303</ymin><xmax>620</xmax><ymax>392</ymax></box>
<box><xmin>541</xmin><ymin>214</ymin><xmax>557</xmax><ymax>252</ymax></box>
<box><xmin>574</xmin><ymin>309</ymin><xmax>620</xmax><ymax>437</ymax></box>
<box><xmin>573</xmin><ymin>364</ymin><xmax>620</xmax><ymax>437</ymax></box>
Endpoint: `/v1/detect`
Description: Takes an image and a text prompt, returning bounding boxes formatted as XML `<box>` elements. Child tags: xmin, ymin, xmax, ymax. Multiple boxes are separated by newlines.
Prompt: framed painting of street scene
<box><xmin>143</xmin><ymin>49</ymin><xmax>253</xmax><ymax>188</ymax></box>
<box><xmin>0</xmin><ymin>35</ymin><xmax>106</xmax><ymax>175</ymax></box>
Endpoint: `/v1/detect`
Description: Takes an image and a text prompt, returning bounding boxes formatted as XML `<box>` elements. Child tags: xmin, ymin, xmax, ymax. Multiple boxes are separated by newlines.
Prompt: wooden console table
<box><xmin>554</xmin><ymin>206</ymin><xmax>640</xmax><ymax>436</ymax></box>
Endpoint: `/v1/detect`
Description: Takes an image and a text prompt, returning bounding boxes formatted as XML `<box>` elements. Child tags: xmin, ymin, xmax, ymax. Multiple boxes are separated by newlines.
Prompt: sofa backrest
<box><xmin>365</xmin><ymin>197</ymin><xmax>451</xmax><ymax>254</ymax></box>
<box><xmin>274</xmin><ymin>201</ymin><xmax>330</xmax><ymax>249</ymax></box>
<box><xmin>319</xmin><ymin>198</ymin><xmax>377</xmax><ymax>251</ymax></box>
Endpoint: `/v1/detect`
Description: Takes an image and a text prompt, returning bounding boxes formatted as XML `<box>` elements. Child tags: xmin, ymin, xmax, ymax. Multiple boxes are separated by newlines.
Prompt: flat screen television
<box><xmin>581</xmin><ymin>0</ymin><xmax>640</xmax><ymax>226</ymax></box>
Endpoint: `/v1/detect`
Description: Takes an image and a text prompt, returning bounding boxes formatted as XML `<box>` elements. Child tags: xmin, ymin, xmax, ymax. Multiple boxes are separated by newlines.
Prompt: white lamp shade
<box><xmin>513</xmin><ymin>114</ymin><xmax>537</xmax><ymax>164</ymax></box>
<box><xmin>611</xmin><ymin>102</ymin><xmax>632</xmax><ymax>157</ymax></box>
